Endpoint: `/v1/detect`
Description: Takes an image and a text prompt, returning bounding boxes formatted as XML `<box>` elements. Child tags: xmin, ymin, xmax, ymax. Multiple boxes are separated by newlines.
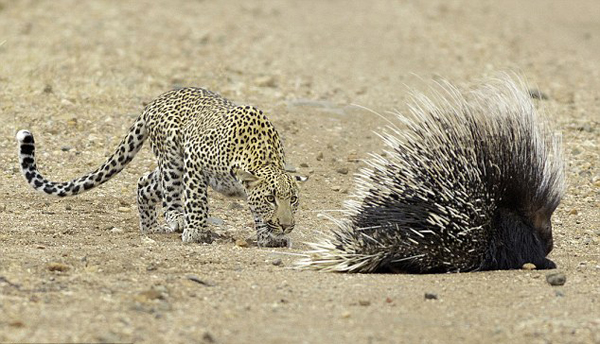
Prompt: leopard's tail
<box><xmin>16</xmin><ymin>116</ymin><xmax>148</xmax><ymax>197</ymax></box>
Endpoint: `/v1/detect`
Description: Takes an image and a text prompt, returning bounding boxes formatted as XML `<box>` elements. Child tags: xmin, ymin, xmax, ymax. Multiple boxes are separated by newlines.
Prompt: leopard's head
<box><xmin>236</xmin><ymin>165</ymin><xmax>306</xmax><ymax>247</ymax></box>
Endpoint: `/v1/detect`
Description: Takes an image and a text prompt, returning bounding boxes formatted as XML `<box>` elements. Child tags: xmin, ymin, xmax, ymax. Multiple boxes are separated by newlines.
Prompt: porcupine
<box><xmin>298</xmin><ymin>77</ymin><xmax>565</xmax><ymax>273</ymax></box>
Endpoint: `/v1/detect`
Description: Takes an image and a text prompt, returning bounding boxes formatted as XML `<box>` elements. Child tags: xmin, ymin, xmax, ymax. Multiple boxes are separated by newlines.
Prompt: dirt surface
<box><xmin>1</xmin><ymin>1</ymin><xmax>599</xmax><ymax>343</ymax></box>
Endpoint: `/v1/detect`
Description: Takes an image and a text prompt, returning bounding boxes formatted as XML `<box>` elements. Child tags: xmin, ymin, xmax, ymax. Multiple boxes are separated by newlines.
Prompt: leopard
<box><xmin>16</xmin><ymin>87</ymin><xmax>306</xmax><ymax>247</ymax></box>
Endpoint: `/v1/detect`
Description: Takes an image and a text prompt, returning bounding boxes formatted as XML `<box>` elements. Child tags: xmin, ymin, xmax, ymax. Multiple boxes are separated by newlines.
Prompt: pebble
<box><xmin>60</xmin><ymin>146</ymin><xmax>72</xmax><ymax>152</ymax></box>
<box><xmin>336</xmin><ymin>167</ymin><xmax>349</xmax><ymax>175</ymax></box>
<box><xmin>424</xmin><ymin>292</ymin><xmax>438</xmax><ymax>300</ymax></box>
<box><xmin>576</xmin><ymin>123</ymin><xmax>594</xmax><ymax>133</ymax></box>
<box><xmin>358</xmin><ymin>300</ymin><xmax>371</xmax><ymax>306</ymax></box>
<box><xmin>202</xmin><ymin>331</ymin><xmax>216</xmax><ymax>343</ymax></box>
<box><xmin>568</xmin><ymin>209</ymin><xmax>579</xmax><ymax>215</ymax></box>
<box><xmin>272</xmin><ymin>258</ymin><xmax>283</xmax><ymax>266</ymax></box>
<box><xmin>316</xmin><ymin>152</ymin><xmax>324</xmax><ymax>161</ymax></box>
<box><xmin>347</xmin><ymin>152</ymin><xmax>359</xmax><ymax>162</ymax></box>
<box><xmin>117</xmin><ymin>207</ymin><xmax>130</xmax><ymax>213</ymax></box>
<box><xmin>299</xmin><ymin>162</ymin><xmax>309</xmax><ymax>168</ymax></box>
<box><xmin>229</xmin><ymin>202</ymin><xmax>243</xmax><ymax>210</ymax></box>
<box><xmin>110</xmin><ymin>227</ymin><xmax>124</xmax><ymax>234</ymax></box>
<box><xmin>207</xmin><ymin>217</ymin><xmax>224</xmax><ymax>226</ymax></box>
<box><xmin>254</xmin><ymin>75</ymin><xmax>277</xmax><ymax>88</ymax></box>
<box><xmin>285</xmin><ymin>163</ymin><xmax>297</xmax><ymax>173</ymax></box>
<box><xmin>9</xmin><ymin>320</ymin><xmax>25</xmax><ymax>328</ymax></box>
<box><xmin>47</xmin><ymin>262</ymin><xmax>70</xmax><ymax>272</ymax></box>
<box><xmin>235</xmin><ymin>238</ymin><xmax>249</xmax><ymax>248</ymax></box>
<box><xmin>331</xmin><ymin>186</ymin><xmax>341</xmax><ymax>192</ymax></box>
<box><xmin>341</xmin><ymin>311</ymin><xmax>351</xmax><ymax>319</ymax></box>
<box><xmin>135</xmin><ymin>289</ymin><xmax>163</xmax><ymax>302</ymax></box>
<box><xmin>65</xmin><ymin>205</ymin><xmax>72</xmax><ymax>211</ymax></box>
<box><xmin>546</xmin><ymin>272</ymin><xmax>567</xmax><ymax>286</ymax></box>
<box><xmin>141</xmin><ymin>236</ymin><xmax>156</xmax><ymax>244</ymax></box>
<box><xmin>522</xmin><ymin>263</ymin><xmax>537</xmax><ymax>270</ymax></box>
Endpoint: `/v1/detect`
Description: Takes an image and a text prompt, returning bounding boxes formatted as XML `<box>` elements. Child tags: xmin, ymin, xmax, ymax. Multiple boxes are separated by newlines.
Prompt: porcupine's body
<box><xmin>299</xmin><ymin>77</ymin><xmax>565</xmax><ymax>273</ymax></box>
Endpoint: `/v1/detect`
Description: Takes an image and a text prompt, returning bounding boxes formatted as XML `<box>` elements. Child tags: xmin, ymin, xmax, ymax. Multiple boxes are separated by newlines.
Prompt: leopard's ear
<box><xmin>235</xmin><ymin>169</ymin><xmax>261</xmax><ymax>188</ymax></box>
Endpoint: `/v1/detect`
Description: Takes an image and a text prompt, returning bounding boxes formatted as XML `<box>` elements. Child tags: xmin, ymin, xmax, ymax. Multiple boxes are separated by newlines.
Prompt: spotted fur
<box><xmin>16</xmin><ymin>87</ymin><xmax>303</xmax><ymax>246</ymax></box>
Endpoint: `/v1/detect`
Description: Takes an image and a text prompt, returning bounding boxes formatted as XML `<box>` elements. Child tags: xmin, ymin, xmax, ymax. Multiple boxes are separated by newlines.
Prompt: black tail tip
<box><xmin>16</xmin><ymin>130</ymin><xmax>34</xmax><ymax>143</ymax></box>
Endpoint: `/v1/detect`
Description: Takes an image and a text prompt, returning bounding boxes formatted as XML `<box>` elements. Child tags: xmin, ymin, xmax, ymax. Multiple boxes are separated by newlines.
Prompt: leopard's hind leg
<box><xmin>137</xmin><ymin>168</ymin><xmax>168</xmax><ymax>233</ymax></box>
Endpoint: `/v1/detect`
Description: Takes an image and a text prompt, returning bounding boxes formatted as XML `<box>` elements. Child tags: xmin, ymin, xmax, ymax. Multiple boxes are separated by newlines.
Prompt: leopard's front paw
<box><xmin>258</xmin><ymin>235</ymin><xmax>291</xmax><ymax>248</ymax></box>
<box><xmin>182</xmin><ymin>228</ymin><xmax>215</xmax><ymax>244</ymax></box>
<box><xmin>164</xmin><ymin>211</ymin><xmax>185</xmax><ymax>233</ymax></box>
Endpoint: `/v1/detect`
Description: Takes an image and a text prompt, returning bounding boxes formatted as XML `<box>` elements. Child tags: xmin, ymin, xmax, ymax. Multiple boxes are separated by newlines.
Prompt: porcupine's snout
<box><xmin>483</xmin><ymin>208</ymin><xmax>556</xmax><ymax>271</ymax></box>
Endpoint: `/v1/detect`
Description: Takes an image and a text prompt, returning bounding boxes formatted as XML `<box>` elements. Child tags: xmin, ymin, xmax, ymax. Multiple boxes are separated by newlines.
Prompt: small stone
<box><xmin>331</xmin><ymin>186</ymin><xmax>341</xmax><ymax>192</ymax></box>
<box><xmin>8</xmin><ymin>320</ymin><xmax>24</xmax><ymax>328</ymax></box>
<box><xmin>385</xmin><ymin>297</ymin><xmax>393</xmax><ymax>303</ymax></box>
<box><xmin>568</xmin><ymin>209</ymin><xmax>578</xmax><ymax>215</ymax></box>
<box><xmin>347</xmin><ymin>152</ymin><xmax>360</xmax><ymax>162</ymax></box>
<box><xmin>546</xmin><ymin>272</ymin><xmax>567</xmax><ymax>286</ymax></box>
<box><xmin>136</xmin><ymin>289</ymin><xmax>163</xmax><ymax>302</ymax></box>
<box><xmin>316</xmin><ymin>152</ymin><xmax>324</xmax><ymax>161</ymax></box>
<box><xmin>424</xmin><ymin>292</ymin><xmax>438</xmax><ymax>300</ymax></box>
<box><xmin>272</xmin><ymin>258</ymin><xmax>283</xmax><ymax>266</ymax></box>
<box><xmin>336</xmin><ymin>167</ymin><xmax>349</xmax><ymax>175</ymax></box>
<box><xmin>118</xmin><ymin>207</ymin><xmax>130</xmax><ymax>213</ymax></box>
<box><xmin>47</xmin><ymin>262</ymin><xmax>70</xmax><ymax>272</ymax></box>
<box><xmin>577</xmin><ymin>123</ymin><xmax>594</xmax><ymax>133</ymax></box>
<box><xmin>60</xmin><ymin>146</ymin><xmax>72</xmax><ymax>152</ymax></box>
<box><xmin>358</xmin><ymin>300</ymin><xmax>371</xmax><ymax>306</ymax></box>
<box><xmin>36</xmin><ymin>245</ymin><xmax>46</xmax><ymax>249</ymax></box>
<box><xmin>254</xmin><ymin>75</ymin><xmax>277</xmax><ymax>88</ymax></box>
<box><xmin>522</xmin><ymin>263</ymin><xmax>537</xmax><ymax>270</ymax></box>
<box><xmin>285</xmin><ymin>163</ymin><xmax>297</xmax><ymax>173</ymax></box>
<box><xmin>207</xmin><ymin>217</ymin><xmax>224</xmax><ymax>226</ymax></box>
<box><xmin>341</xmin><ymin>311</ymin><xmax>351</xmax><ymax>319</ymax></box>
<box><xmin>141</xmin><ymin>236</ymin><xmax>156</xmax><ymax>244</ymax></box>
<box><xmin>65</xmin><ymin>204</ymin><xmax>72</xmax><ymax>211</ymax></box>
<box><xmin>229</xmin><ymin>202</ymin><xmax>243</xmax><ymax>210</ymax></box>
<box><xmin>299</xmin><ymin>162</ymin><xmax>309</xmax><ymax>168</ymax></box>
<box><xmin>110</xmin><ymin>227</ymin><xmax>124</xmax><ymax>234</ymax></box>
<box><xmin>555</xmin><ymin>290</ymin><xmax>565</xmax><ymax>297</ymax></box>
<box><xmin>43</xmin><ymin>84</ymin><xmax>53</xmax><ymax>94</ymax></box>
<box><xmin>202</xmin><ymin>331</ymin><xmax>216</xmax><ymax>343</ymax></box>
<box><xmin>235</xmin><ymin>238</ymin><xmax>249</xmax><ymax>247</ymax></box>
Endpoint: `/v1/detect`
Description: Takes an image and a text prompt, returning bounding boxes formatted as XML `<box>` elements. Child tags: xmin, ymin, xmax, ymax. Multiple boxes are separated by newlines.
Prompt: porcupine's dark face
<box><xmin>482</xmin><ymin>207</ymin><xmax>556</xmax><ymax>271</ymax></box>
<box><xmin>532</xmin><ymin>208</ymin><xmax>554</xmax><ymax>254</ymax></box>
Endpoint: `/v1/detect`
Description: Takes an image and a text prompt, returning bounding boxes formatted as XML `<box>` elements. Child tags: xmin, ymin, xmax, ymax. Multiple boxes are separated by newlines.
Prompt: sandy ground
<box><xmin>0</xmin><ymin>1</ymin><xmax>599</xmax><ymax>343</ymax></box>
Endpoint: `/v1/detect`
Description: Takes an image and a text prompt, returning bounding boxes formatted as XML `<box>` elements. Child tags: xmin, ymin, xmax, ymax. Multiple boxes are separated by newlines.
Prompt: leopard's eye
<box><xmin>290</xmin><ymin>195</ymin><xmax>298</xmax><ymax>203</ymax></box>
<box><xmin>266</xmin><ymin>195</ymin><xmax>275</xmax><ymax>203</ymax></box>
